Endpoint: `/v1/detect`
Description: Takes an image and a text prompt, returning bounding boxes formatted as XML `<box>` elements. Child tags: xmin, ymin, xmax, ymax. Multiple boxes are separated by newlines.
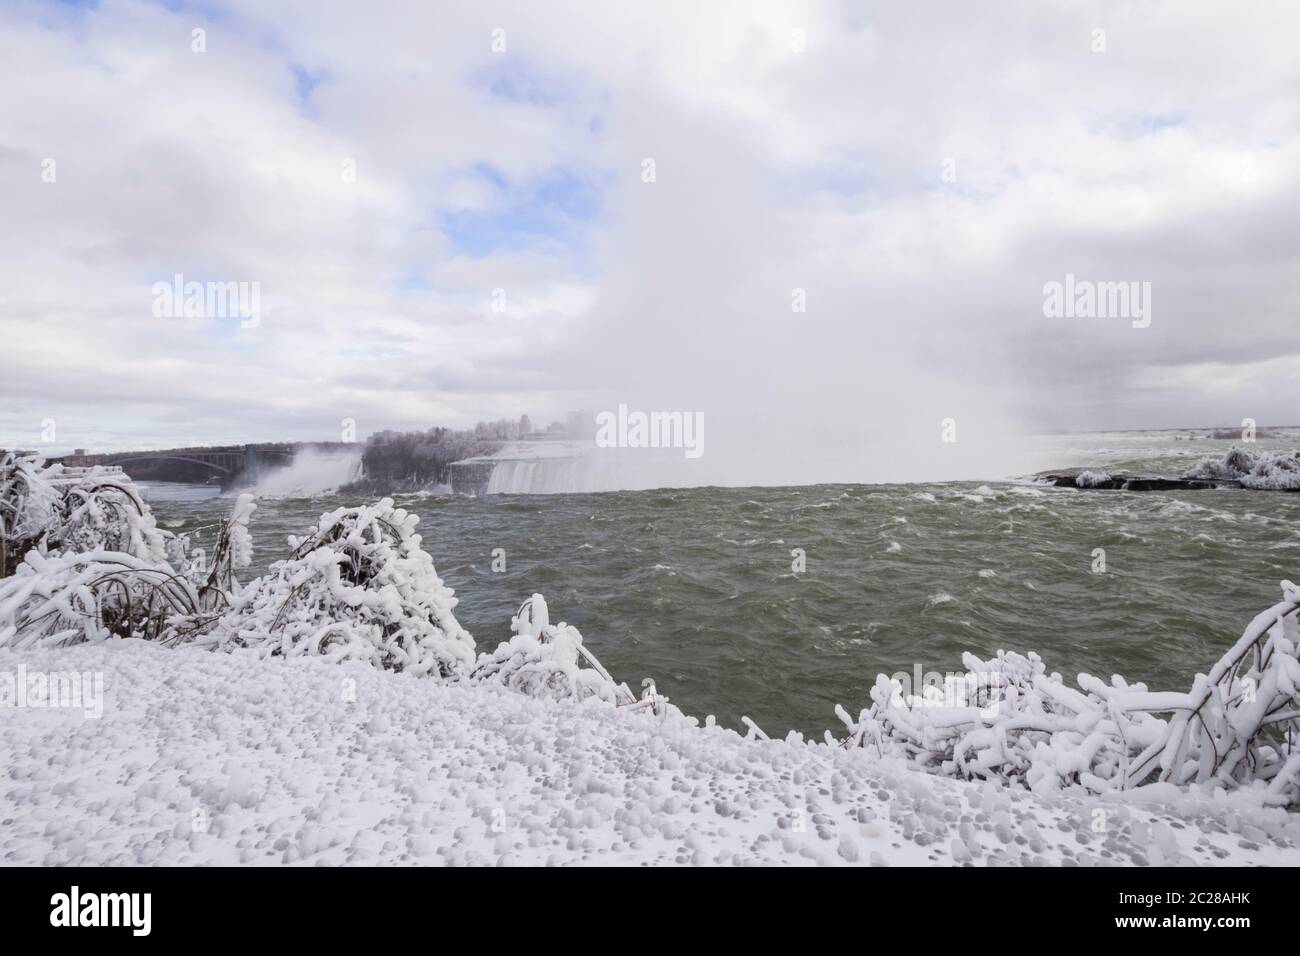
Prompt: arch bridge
<box><xmin>76</xmin><ymin>445</ymin><xmax>296</xmax><ymax>488</ymax></box>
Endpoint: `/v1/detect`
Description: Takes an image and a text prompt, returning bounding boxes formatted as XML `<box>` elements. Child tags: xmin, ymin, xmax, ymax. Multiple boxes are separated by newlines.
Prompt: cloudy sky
<box><xmin>2</xmin><ymin>1</ymin><xmax>1298</xmax><ymax>480</ymax></box>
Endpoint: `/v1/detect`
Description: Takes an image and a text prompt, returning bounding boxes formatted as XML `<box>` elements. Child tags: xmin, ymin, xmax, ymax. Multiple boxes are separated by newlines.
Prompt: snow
<box><xmin>1183</xmin><ymin>448</ymin><xmax>1300</xmax><ymax>490</ymax></box>
<box><xmin>3</xmin><ymin>639</ymin><xmax>1298</xmax><ymax>867</ymax></box>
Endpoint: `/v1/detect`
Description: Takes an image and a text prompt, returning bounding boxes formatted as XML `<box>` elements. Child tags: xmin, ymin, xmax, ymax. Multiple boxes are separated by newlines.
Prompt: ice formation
<box><xmin>1182</xmin><ymin>447</ymin><xmax>1300</xmax><ymax>490</ymax></box>
<box><xmin>1075</xmin><ymin>469</ymin><xmax>1112</xmax><ymax>488</ymax></box>
<box><xmin>207</xmin><ymin>499</ymin><xmax>477</xmax><ymax>678</ymax></box>
<box><xmin>0</xmin><ymin>549</ymin><xmax>202</xmax><ymax>648</ymax></box>
<box><xmin>0</xmin><ymin>453</ymin><xmax>168</xmax><ymax>576</ymax></box>
<box><xmin>837</xmin><ymin>582</ymin><xmax>1300</xmax><ymax>806</ymax></box>
<box><xmin>471</xmin><ymin>593</ymin><xmax>673</xmax><ymax>712</ymax></box>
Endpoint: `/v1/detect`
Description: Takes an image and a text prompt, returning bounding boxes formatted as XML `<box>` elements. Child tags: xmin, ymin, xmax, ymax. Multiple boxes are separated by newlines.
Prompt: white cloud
<box><xmin>3</xmin><ymin>0</ymin><xmax>1299</xmax><ymax>482</ymax></box>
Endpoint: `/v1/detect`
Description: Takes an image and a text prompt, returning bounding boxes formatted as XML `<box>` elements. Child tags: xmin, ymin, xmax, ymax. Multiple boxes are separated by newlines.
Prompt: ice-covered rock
<box><xmin>1075</xmin><ymin>469</ymin><xmax>1112</xmax><ymax>488</ymax></box>
<box><xmin>1183</xmin><ymin>448</ymin><xmax>1300</xmax><ymax>490</ymax></box>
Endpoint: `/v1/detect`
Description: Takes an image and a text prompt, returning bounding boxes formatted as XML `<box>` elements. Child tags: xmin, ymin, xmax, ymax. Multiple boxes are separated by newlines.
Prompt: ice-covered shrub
<box><xmin>183</xmin><ymin>493</ymin><xmax>256</xmax><ymax>609</ymax></box>
<box><xmin>209</xmin><ymin>498</ymin><xmax>475</xmax><ymax>677</ymax></box>
<box><xmin>53</xmin><ymin>470</ymin><xmax>168</xmax><ymax>562</ymax></box>
<box><xmin>0</xmin><ymin>454</ymin><xmax>63</xmax><ymax>577</ymax></box>
<box><xmin>1</xmin><ymin>454</ymin><xmax>168</xmax><ymax>577</ymax></box>
<box><xmin>0</xmin><ymin>473</ymin><xmax>255</xmax><ymax>648</ymax></box>
<box><xmin>471</xmin><ymin>594</ymin><xmax>640</xmax><ymax>705</ymax></box>
<box><xmin>837</xmin><ymin>581</ymin><xmax>1300</xmax><ymax>806</ymax></box>
<box><xmin>0</xmin><ymin>549</ymin><xmax>205</xmax><ymax>648</ymax></box>
<box><xmin>1183</xmin><ymin>448</ymin><xmax>1300</xmax><ymax>490</ymax></box>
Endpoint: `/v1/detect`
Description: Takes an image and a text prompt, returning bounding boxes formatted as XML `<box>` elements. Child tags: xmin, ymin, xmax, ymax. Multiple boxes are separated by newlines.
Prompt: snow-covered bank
<box><xmin>4</xmin><ymin>640</ymin><xmax>1299</xmax><ymax>867</ymax></box>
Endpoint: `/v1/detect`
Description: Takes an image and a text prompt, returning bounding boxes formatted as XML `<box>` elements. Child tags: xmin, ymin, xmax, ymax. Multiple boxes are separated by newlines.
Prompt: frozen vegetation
<box><xmin>2</xmin><ymin>453</ymin><xmax>1300</xmax><ymax>865</ymax></box>
<box><xmin>840</xmin><ymin>583</ymin><xmax>1300</xmax><ymax>808</ymax></box>
<box><xmin>206</xmin><ymin>500</ymin><xmax>477</xmax><ymax>678</ymax></box>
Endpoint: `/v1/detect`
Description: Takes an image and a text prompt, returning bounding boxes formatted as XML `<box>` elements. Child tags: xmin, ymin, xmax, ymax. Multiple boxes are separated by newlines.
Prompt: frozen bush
<box><xmin>0</xmin><ymin>549</ymin><xmax>205</xmax><ymax>648</ymax></box>
<box><xmin>209</xmin><ymin>498</ymin><xmax>475</xmax><ymax>677</ymax></box>
<box><xmin>471</xmin><ymin>594</ymin><xmax>640</xmax><ymax>705</ymax></box>
<box><xmin>1</xmin><ymin>454</ymin><xmax>168</xmax><ymax>576</ymax></box>
<box><xmin>837</xmin><ymin>581</ymin><xmax>1300</xmax><ymax>807</ymax></box>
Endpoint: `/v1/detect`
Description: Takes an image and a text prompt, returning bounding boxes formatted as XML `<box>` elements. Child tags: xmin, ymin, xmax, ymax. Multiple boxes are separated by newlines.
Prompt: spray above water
<box><xmin>254</xmin><ymin>448</ymin><xmax>363</xmax><ymax>498</ymax></box>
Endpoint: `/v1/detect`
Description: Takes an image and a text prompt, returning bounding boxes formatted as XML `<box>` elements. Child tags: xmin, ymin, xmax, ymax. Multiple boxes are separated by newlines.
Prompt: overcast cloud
<box><xmin>2</xmin><ymin>1</ymin><xmax>1299</xmax><ymax>482</ymax></box>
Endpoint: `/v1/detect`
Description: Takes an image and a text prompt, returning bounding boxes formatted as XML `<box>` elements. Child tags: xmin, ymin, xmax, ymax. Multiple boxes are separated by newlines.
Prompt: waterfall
<box><xmin>486</xmin><ymin>459</ymin><xmax>589</xmax><ymax>494</ymax></box>
<box><xmin>482</xmin><ymin>447</ymin><xmax>693</xmax><ymax>494</ymax></box>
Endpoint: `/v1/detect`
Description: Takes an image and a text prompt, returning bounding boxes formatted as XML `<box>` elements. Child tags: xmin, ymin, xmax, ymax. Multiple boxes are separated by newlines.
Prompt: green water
<box><xmin>143</xmin><ymin>430</ymin><xmax>1300</xmax><ymax>737</ymax></box>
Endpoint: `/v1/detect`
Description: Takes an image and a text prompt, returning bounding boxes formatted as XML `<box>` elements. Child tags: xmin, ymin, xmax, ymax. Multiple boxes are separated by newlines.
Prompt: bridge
<box><xmin>66</xmin><ymin>444</ymin><xmax>297</xmax><ymax>488</ymax></box>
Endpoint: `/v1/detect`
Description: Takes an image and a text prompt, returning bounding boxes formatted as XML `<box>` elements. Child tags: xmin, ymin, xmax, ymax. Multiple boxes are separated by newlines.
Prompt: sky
<box><xmin>2</xmin><ymin>0</ymin><xmax>1299</xmax><ymax>482</ymax></box>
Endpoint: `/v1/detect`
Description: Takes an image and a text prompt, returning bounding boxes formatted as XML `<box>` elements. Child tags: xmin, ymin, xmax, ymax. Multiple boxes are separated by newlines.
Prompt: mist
<box><xmin>254</xmin><ymin>448</ymin><xmax>363</xmax><ymax>497</ymax></box>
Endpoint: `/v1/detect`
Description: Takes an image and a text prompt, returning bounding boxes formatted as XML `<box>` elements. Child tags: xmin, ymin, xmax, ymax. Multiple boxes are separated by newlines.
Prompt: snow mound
<box><xmin>1182</xmin><ymin>448</ymin><xmax>1300</xmax><ymax>490</ymax></box>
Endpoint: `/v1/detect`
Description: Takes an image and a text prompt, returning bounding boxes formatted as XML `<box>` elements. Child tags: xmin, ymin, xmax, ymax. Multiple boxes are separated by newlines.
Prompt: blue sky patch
<box><xmin>438</xmin><ymin>165</ymin><xmax>601</xmax><ymax>258</ymax></box>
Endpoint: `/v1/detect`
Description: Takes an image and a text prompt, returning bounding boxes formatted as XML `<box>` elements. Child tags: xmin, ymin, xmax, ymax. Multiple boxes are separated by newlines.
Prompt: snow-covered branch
<box><xmin>207</xmin><ymin>498</ymin><xmax>476</xmax><ymax>678</ymax></box>
<box><xmin>837</xmin><ymin>582</ymin><xmax>1300</xmax><ymax>807</ymax></box>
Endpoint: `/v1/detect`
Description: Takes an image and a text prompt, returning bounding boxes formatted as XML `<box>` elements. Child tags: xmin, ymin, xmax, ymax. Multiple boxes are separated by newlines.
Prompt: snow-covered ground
<box><xmin>4</xmin><ymin>641</ymin><xmax>1298</xmax><ymax>867</ymax></box>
